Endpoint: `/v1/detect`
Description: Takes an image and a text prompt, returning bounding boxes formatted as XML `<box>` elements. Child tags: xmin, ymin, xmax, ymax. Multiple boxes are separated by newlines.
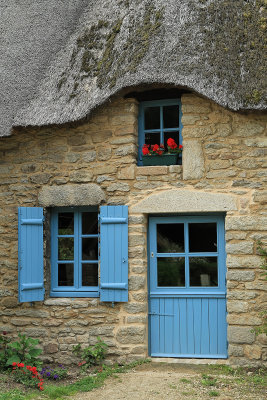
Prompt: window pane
<box><xmin>82</xmin><ymin>238</ymin><xmax>98</xmax><ymax>260</ymax></box>
<box><xmin>82</xmin><ymin>212</ymin><xmax>98</xmax><ymax>235</ymax></box>
<box><xmin>163</xmin><ymin>105</ymin><xmax>179</xmax><ymax>128</ymax></box>
<box><xmin>58</xmin><ymin>238</ymin><xmax>74</xmax><ymax>260</ymax></box>
<box><xmin>82</xmin><ymin>263</ymin><xmax>98</xmax><ymax>286</ymax></box>
<box><xmin>145</xmin><ymin>132</ymin><xmax>161</xmax><ymax>147</ymax></box>
<box><xmin>157</xmin><ymin>223</ymin><xmax>184</xmax><ymax>253</ymax></box>
<box><xmin>58</xmin><ymin>263</ymin><xmax>74</xmax><ymax>286</ymax></box>
<box><xmin>58</xmin><ymin>213</ymin><xmax>74</xmax><ymax>235</ymax></box>
<box><xmin>145</xmin><ymin>107</ymin><xmax>160</xmax><ymax>129</ymax></box>
<box><xmin>189</xmin><ymin>223</ymin><xmax>217</xmax><ymax>252</ymax></box>
<box><xmin>164</xmin><ymin>132</ymin><xmax>179</xmax><ymax>149</ymax></box>
<box><xmin>189</xmin><ymin>257</ymin><xmax>218</xmax><ymax>287</ymax></box>
<box><xmin>157</xmin><ymin>257</ymin><xmax>185</xmax><ymax>287</ymax></box>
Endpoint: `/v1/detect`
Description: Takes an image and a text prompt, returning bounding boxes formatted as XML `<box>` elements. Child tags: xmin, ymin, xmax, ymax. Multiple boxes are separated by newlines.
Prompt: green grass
<box><xmin>180</xmin><ymin>378</ymin><xmax>191</xmax><ymax>384</ymax></box>
<box><xmin>0</xmin><ymin>360</ymin><xmax>151</xmax><ymax>400</ymax></box>
<box><xmin>207</xmin><ymin>364</ymin><xmax>267</xmax><ymax>387</ymax></box>
<box><xmin>201</xmin><ymin>374</ymin><xmax>217</xmax><ymax>387</ymax></box>
<box><xmin>0</xmin><ymin>390</ymin><xmax>36</xmax><ymax>400</ymax></box>
<box><xmin>209</xmin><ymin>390</ymin><xmax>220</xmax><ymax>397</ymax></box>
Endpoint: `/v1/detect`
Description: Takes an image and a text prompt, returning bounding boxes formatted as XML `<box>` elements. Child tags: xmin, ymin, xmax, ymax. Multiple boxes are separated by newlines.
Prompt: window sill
<box><xmin>50</xmin><ymin>291</ymin><xmax>99</xmax><ymax>298</ymax></box>
<box><xmin>136</xmin><ymin>165</ymin><xmax>182</xmax><ymax>175</ymax></box>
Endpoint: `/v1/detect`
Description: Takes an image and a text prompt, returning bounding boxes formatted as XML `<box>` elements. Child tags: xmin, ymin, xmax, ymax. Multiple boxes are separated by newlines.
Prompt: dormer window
<box><xmin>138</xmin><ymin>99</ymin><xmax>182</xmax><ymax>166</ymax></box>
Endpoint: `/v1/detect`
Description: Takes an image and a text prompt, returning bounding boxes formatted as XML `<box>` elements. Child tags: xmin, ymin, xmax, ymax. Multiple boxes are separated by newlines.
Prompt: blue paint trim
<box><xmin>151</xmin><ymin>353</ymin><xmax>228</xmax><ymax>359</ymax></box>
<box><xmin>100</xmin><ymin>205</ymin><xmax>128</xmax><ymax>302</ymax></box>
<box><xmin>148</xmin><ymin>215</ymin><xmax>227</xmax><ymax>358</ymax></box>
<box><xmin>50</xmin><ymin>291</ymin><xmax>99</xmax><ymax>298</ymax></box>
<box><xmin>138</xmin><ymin>98</ymin><xmax>182</xmax><ymax>166</ymax></box>
<box><xmin>50</xmin><ymin>207</ymin><xmax>99</xmax><ymax>297</ymax></box>
<box><xmin>18</xmin><ymin>207</ymin><xmax>44</xmax><ymax>303</ymax></box>
<box><xmin>149</xmin><ymin>292</ymin><xmax>226</xmax><ymax>298</ymax></box>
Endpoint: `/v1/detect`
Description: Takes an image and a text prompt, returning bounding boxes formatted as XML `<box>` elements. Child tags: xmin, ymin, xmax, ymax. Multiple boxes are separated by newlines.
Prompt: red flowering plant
<box><xmin>142</xmin><ymin>138</ymin><xmax>183</xmax><ymax>156</ymax></box>
<box><xmin>12</xmin><ymin>362</ymin><xmax>44</xmax><ymax>391</ymax></box>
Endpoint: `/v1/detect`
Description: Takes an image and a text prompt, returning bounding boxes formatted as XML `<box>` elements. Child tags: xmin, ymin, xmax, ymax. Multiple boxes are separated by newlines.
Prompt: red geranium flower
<box><xmin>152</xmin><ymin>144</ymin><xmax>159</xmax><ymax>152</ymax></box>
<box><xmin>167</xmin><ymin>138</ymin><xmax>177</xmax><ymax>150</ymax></box>
<box><xmin>179</xmin><ymin>144</ymin><xmax>183</xmax><ymax>149</ymax></box>
<box><xmin>142</xmin><ymin>146</ymin><xmax>150</xmax><ymax>155</ymax></box>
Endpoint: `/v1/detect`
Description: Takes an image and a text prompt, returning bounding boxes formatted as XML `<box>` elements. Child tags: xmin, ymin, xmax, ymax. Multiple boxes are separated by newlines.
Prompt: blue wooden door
<box><xmin>148</xmin><ymin>216</ymin><xmax>227</xmax><ymax>358</ymax></box>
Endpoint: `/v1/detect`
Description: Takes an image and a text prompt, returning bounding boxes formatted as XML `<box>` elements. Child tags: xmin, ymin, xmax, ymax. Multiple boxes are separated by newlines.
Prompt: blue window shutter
<box><xmin>18</xmin><ymin>207</ymin><xmax>44</xmax><ymax>303</ymax></box>
<box><xmin>100</xmin><ymin>205</ymin><xmax>128</xmax><ymax>302</ymax></box>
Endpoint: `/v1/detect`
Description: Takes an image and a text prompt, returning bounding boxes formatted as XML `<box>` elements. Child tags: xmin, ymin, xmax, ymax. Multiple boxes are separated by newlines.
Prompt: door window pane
<box><xmin>58</xmin><ymin>213</ymin><xmax>74</xmax><ymax>235</ymax></box>
<box><xmin>158</xmin><ymin>257</ymin><xmax>185</xmax><ymax>287</ymax></box>
<box><xmin>189</xmin><ymin>223</ymin><xmax>217</xmax><ymax>252</ymax></box>
<box><xmin>82</xmin><ymin>263</ymin><xmax>98</xmax><ymax>286</ymax></box>
<box><xmin>157</xmin><ymin>223</ymin><xmax>184</xmax><ymax>253</ymax></box>
<box><xmin>189</xmin><ymin>257</ymin><xmax>218</xmax><ymax>287</ymax></box>
<box><xmin>82</xmin><ymin>212</ymin><xmax>98</xmax><ymax>235</ymax></box>
<box><xmin>145</xmin><ymin>132</ymin><xmax>161</xmax><ymax>147</ymax></box>
<box><xmin>58</xmin><ymin>263</ymin><xmax>74</xmax><ymax>286</ymax></box>
<box><xmin>163</xmin><ymin>105</ymin><xmax>179</xmax><ymax>128</ymax></box>
<box><xmin>82</xmin><ymin>238</ymin><xmax>98</xmax><ymax>260</ymax></box>
<box><xmin>145</xmin><ymin>107</ymin><xmax>160</xmax><ymax>129</ymax></box>
<box><xmin>58</xmin><ymin>238</ymin><xmax>74</xmax><ymax>260</ymax></box>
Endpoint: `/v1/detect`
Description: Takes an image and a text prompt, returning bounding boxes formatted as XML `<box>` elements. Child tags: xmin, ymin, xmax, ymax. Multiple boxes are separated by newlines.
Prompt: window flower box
<box><xmin>142</xmin><ymin>153</ymin><xmax>180</xmax><ymax>166</ymax></box>
<box><xmin>141</xmin><ymin>138</ymin><xmax>182</xmax><ymax>166</ymax></box>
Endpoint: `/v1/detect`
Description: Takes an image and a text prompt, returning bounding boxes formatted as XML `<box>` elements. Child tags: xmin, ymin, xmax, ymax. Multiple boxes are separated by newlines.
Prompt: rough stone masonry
<box><xmin>0</xmin><ymin>93</ymin><xmax>266</xmax><ymax>366</ymax></box>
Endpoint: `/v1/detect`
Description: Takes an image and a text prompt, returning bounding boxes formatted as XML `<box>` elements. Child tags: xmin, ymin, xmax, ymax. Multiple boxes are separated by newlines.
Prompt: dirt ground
<box><xmin>73</xmin><ymin>362</ymin><xmax>266</xmax><ymax>400</ymax></box>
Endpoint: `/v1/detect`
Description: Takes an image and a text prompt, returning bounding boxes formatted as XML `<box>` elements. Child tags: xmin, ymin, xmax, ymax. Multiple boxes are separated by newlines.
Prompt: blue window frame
<box><xmin>50</xmin><ymin>207</ymin><xmax>99</xmax><ymax>297</ymax></box>
<box><xmin>138</xmin><ymin>99</ymin><xmax>183</xmax><ymax>165</ymax></box>
<box><xmin>149</xmin><ymin>215</ymin><xmax>226</xmax><ymax>296</ymax></box>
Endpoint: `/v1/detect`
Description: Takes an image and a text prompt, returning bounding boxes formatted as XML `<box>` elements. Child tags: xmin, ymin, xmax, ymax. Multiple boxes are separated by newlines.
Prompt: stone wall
<box><xmin>0</xmin><ymin>93</ymin><xmax>266</xmax><ymax>366</ymax></box>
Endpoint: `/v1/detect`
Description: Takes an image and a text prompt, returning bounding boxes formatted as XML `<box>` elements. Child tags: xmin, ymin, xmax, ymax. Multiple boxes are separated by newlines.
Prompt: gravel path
<box><xmin>73</xmin><ymin>363</ymin><xmax>266</xmax><ymax>400</ymax></box>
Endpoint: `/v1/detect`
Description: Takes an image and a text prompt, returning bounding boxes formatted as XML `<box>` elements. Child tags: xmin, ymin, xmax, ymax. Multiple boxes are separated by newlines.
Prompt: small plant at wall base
<box><xmin>142</xmin><ymin>138</ymin><xmax>182</xmax><ymax>166</ymax></box>
<box><xmin>0</xmin><ymin>332</ymin><xmax>42</xmax><ymax>370</ymax></box>
<box><xmin>72</xmin><ymin>337</ymin><xmax>108</xmax><ymax>369</ymax></box>
<box><xmin>0</xmin><ymin>331</ymin><xmax>11</xmax><ymax>369</ymax></box>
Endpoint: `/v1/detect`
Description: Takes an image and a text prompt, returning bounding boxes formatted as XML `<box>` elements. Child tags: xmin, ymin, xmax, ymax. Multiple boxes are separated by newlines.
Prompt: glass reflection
<box><xmin>145</xmin><ymin>132</ymin><xmax>161</xmax><ymax>147</ymax></box>
<box><xmin>82</xmin><ymin>238</ymin><xmax>98</xmax><ymax>260</ymax></box>
<box><xmin>189</xmin><ymin>257</ymin><xmax>218</xmax><ymax>287</ymax></box>
<box><xmin>82</xmin><ymin>263</ymin><xmax>98</xmax><ymax>286</ymax></box>
<box><xmin>145</xmin><ymin>107</ymin><xmax>160</xmax><ymax>130</ymax></box>
<box><xmin>189</xmin><ymin>223</ymin><xmax>217</xmax><ymax>252</ymax></box>
<box><xmin>58</xmin><ymin>263</ymin><xmax>74</xmax><ymax>286</ymax></box>
<box><xmin>157</xmin><ymin>257</ymin><xmax>185</xmax><ymax>287</ymax></box>
<box><xmin>157</xmin><ymin>224</ymin><xmax>184</xmax><ymax>253</ymax></box>
<box><xmin>58</xmin><ymin>213</ymin><xmax>74</xmax><ymax>235</ymax></box>
<box><xmin>163</xmin><ymin>105</ymin><xmax>179</xmax><ymax>128</ymax></box>
<box><xmin>58</xmin><ymin>238</ymin><xmax>74</xmax><ymax>260</ymax></box>
<box><xmin>82</xmin><ymin>212</ymin><xmax>98</xmax><ymax>235</ymax></box>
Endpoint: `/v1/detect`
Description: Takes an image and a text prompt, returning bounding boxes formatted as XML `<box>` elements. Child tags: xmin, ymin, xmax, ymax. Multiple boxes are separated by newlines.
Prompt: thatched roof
<box><xmin>1</xmin><ymin>0</ymin><xmax>266</xmax><ymax>137</ymax></box>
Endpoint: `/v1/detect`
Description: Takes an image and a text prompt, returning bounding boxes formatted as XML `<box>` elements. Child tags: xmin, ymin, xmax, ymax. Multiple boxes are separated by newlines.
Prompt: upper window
<box><xmin>50</xmin><ymin>207</ymin><xmax>99</xmax><ymax>297</ymax></box>
<box><xmin>138</xmin><ymin>99</ymin><xmax>182</xmax><ymax>166</ymax></box>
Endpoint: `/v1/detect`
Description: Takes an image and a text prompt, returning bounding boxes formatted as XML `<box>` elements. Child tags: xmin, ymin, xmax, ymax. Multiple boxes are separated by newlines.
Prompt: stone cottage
<box><xmin>0</xmin><ymin>1</ymin><xmax>266</xmax><ymax>366</ymax></box>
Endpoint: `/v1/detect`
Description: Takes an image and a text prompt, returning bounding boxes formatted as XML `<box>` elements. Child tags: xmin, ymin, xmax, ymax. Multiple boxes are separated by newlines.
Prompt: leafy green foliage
<box><xmin>0</xmin><ymin>332</ymin><xmax>42</xmax><ymax>370</ymax></box>
<box><xmin>72</xmin><ymin>337</ymin><xmax>108</xmax><ymax>369</ymax></box>
<box><xmin>0</xmin><ymin>333</ymin><xmax>11</xmax><ymax>369</ymax></box>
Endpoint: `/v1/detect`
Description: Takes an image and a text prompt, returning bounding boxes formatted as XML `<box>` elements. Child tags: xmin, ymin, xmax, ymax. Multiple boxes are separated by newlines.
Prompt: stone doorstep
<box><xmin>151</xmin><ymin>358</ymin><xmax>230</xmax><ymax>365</ymax></box>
